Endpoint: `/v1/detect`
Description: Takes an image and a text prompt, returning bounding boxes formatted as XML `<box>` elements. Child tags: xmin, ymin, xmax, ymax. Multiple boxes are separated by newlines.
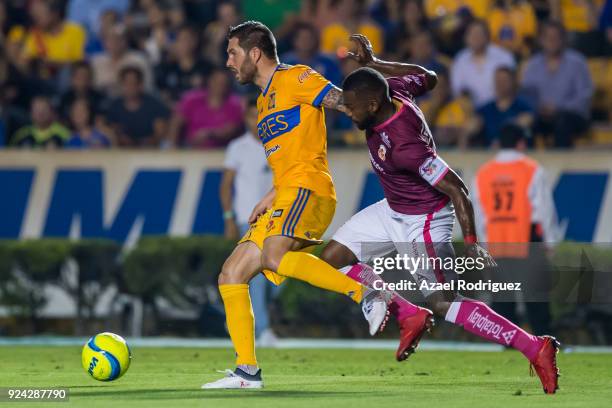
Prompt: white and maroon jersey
<box><xmin>366</xmin><ymin>73</ymin><xmax>450</xmax><ymax>215</ymax></box>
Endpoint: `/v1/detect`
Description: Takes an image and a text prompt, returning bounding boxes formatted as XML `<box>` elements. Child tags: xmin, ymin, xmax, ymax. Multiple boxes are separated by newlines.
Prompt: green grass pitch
<box><xmin>1</xmin><ymin>346</ymin><xmax>611</xmax><ymax>407</ymax></box>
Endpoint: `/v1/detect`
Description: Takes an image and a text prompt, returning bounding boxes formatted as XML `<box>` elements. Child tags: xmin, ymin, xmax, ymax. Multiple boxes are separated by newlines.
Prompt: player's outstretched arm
<box><xmin>434</xmin><ymin>169</ymin><xmax>496</xmax><ymax>267</ymax></box>
<box><xmin>347</xmin><ymin>34</ymin><xmax>437</xmax><ymax>90</ymax></box>
<box><xmin>321</xmin><ymin>86</ymin><xmax>347</xmax><ymax>113</ymax></box>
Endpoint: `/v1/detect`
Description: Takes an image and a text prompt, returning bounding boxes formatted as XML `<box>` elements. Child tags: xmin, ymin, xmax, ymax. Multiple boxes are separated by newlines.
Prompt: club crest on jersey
<box><xmin>268</xmin><ymin>91</ymin><xmax>276</xmax><ymax>109</ymax></box>
<box><xmin>378</xmin><ymin>144</ymin><xmax>387</xmax><ymax>161</ymax></box>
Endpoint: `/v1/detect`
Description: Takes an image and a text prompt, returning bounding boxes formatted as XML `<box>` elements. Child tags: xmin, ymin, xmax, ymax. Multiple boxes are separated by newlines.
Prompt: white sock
<box><xmin>237</xmin><ymin>364</ymin><xmax>259</xmax><ymax>375</ymax></box>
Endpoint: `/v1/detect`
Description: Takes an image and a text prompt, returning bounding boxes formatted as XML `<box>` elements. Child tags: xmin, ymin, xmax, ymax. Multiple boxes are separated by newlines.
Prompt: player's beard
<box><xmin>356</xmin><ymin>115</ymin><xmax>376</xmax><ymax>131</ymax></box>
<box><xmin>237</xmin><ymin>56</ymin><xmax>257</xmax><ymax>85</ymax></box>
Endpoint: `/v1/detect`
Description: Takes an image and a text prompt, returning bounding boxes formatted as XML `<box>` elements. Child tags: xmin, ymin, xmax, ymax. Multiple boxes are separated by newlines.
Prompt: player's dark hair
<box><xmin>71</xmin><ymin>60</ymin><xmax>92</xmax><ymax>76</ymax></box>
<box><xmin>342</xmin><ymin>67</ymin><xmax>389</xmax><ymax>102</ymax></box>
<box><xmin>495</xmin><ymin>66</ymin><xmax>516</xmax><ymax>77</ymax></box>
<box><xmin>227</xmin><ymin>20</ymin><xmax>277</xmax><ymax>60</ymax></box>
<box><xmin>119</xmin><ymin>65</ymin><xmax>144</xmax><ymax>83</ymax></box>
<box><xmin>499</xmin><ymin>123</ymin><xmax>528</xmax><ymax>148</ymax></box>
<box><xmin>293</xmin><ymin>22</ymin><xmax>320</xmax><ymax>47</ymax></box>
<box><xmin>468</xmin><ymin>19</ymin><xmax>491</xmax><ymax>40</ymax></box>
<box><xmin>540</xmin><ymin>19</ymin><xmax>567</xmax><ymax>40</ymax></box>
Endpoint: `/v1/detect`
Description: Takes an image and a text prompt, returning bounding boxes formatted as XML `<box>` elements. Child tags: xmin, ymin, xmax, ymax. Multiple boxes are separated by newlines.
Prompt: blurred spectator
<box><xmin>419</xmin><ymin>70</ymin><xmax>476</xmax><ymax>148</ymax></box>
<box><xmin>170</xmin><ymin>67</ymin><xmax>244</xmax><ymax>149</ymax></box>
<box><xmin>0</xmin><ymin>1</ymin><xmax>7</xmax><ymax>46</ymax></box>
<box><xmin>376</xmin><ymin>0</ymin><xmax>430</xmax><ymax>58</ymax></box>
<box><xmin>91</xmin><ymin>25</ymin><xmax>153</xmax><ymax>96</ymax></box>
<box><xmin>549</xmin><ymin>0</ymin><xmax>601</xmax><ymax>34</ymax></box>
<box><xmin>67</xmin><ymin>0</ymin><xmax>130</xmax><ymax>37</ymax></box>
<box><xmin>66</xmin><ymin>98</ymin><xmax>112</xmax><ymax>148</ymax></box>
<box><xmin>242</xmin><ymin>0</ymin><xmax>301</xmax><ymax>32</ymax></box>
<box><xmin>11</xmin><ymin>95</ymin><xmax>70</xmax><ymax>148</ymax></box>
<box><xmin>19</xmin><ymin>0</ymin><xmax>86</xmax><ymax>74</ymax></box>
<box><xmin>321</xmin><ymin>0</ymin><xmax>384</xmax><ymax>55</ymax></box>
<box><xmin>407</xmin><ymin>31</ymin><xmax>449</xmax><ymax>75</ymax></box>
<box><xmin>451</xmin><ymin>19</ymin><xmax>515</xmax><ymax>107</ymax></box>
<box><xmin>424</xmin><ymin>0</ymin><xmax>491</xmax><ymax>55</ymax></box>
<box><xmin>472</xmin><ymin>123</ymin><xmax>558</xmax><ymax>335</ymax></box>
<box><xmin>488</xmin><ymin>0</ymin><xmax>538</xmax><ymax>57</ymax></box>
<box><xmin>0</xmin><ymin>41</ymin><xmax>37</xmax><ymax>112</ymax></box>
<box><xmin>104</xmin><ymin>66</ymin><xmax>170</xmax><ymax>147</ymax></box>
<box><xmin>424</xmin><ymin>0</ymin><xmax>492</xmax><ymax>20</ymax></box>
<box><xmin>220</xmin><ymin>98</ymin><xmax>276</xmax><ymax>345</ymax></box>
<box><xmin>83</xmin><ymin>9</ymin><xmax>121</xmax><ymax>56</ymax></box>
<box><xmin>203</xmin><ymin>1</ymin><xmax>241</xmax><ymax>66</ymax></box>
<box><xmin>385</xmin><ymin>0</ymin><xmax>429</xmax><ymax>57</ymax></box>
<box><xmin>58</xmin><ymin>61</ymin><xmax>105</xmax><ymax>121</ymax></box>
<box><xmin>282</xmin><ymin>22</ymin><xmax>342</xmax><ymax>86</ymax></box>
<box><xmin>0</xmin><ymin>84</ymin><xmax>30</xmax><ymax>146</ymax></box>
<box><xmin>183</xmin><ymin>0</ymin><xmax>219</xmax><ymax>27</ymax></box>
<box><xmin>275</xmin><ymin>0</ymin><xmax>331</xmax><ymax>52</ymax></box>
<box><xmin>142</xmin><ymin>0</ymin><xmax>186</xmax><ymax>65</ymax></box>
<box><xmin>521</xmin><ymin>20</ymin><xmax>593</xmax><ymax>147</ymax></box>
<box><xmin>601</xmin><ymin>0</ymin><xmax>612</xmax><ymax>41</ymax></box>
<box><xmin>476</xmin><ymin>66</ymin><xmax>534</xmax><ymax>146</ymax></box>
<box><xmin>155</xmin><ymin>25</ymin><xmax>212</xmax><ymax>102</ymax></box>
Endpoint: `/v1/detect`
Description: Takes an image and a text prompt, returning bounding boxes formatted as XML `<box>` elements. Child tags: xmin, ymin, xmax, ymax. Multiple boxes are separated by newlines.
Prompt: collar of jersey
<box><xmin>262</xmin><ymin>64</ymin><xmax>282</xmax><ymax>97</ymax></box>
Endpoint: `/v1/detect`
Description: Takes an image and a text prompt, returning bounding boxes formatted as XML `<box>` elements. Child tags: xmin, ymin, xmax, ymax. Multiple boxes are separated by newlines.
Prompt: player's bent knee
<box><xmin>260</xmin><ymin>250</ymin><xmax>282</xmax><ymax>273</ymax></box>
<box><xmin>219</xmin><ymin>254</ymin><xmax>255</xmax><ymax>285</ymax></box>
<box><xmin>320</xmin><ymin>240</ymin><xmax>358</xmax><ymax>269</ymax></box>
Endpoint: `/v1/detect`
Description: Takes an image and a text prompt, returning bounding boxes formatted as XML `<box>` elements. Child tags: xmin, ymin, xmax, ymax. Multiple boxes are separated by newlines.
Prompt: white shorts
<box><xmin>332</xmin><ymin>198</ymin><xmax>457</xmax><ymax>297</ymax></box>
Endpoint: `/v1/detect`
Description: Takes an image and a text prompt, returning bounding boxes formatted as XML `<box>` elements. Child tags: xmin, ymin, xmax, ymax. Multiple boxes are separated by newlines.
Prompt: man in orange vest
<box><xmin>472</xmin><ymin>123</ymin><xmax>560</xmax><ymax>335</ymax></box>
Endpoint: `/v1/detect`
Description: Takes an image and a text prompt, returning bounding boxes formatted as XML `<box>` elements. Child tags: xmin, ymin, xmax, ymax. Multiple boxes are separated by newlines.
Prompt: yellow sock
<box><xmin>277</xmin><ymin>252</ymin><xmax>365</xmax><ymax>303</ymax></box>
<box><xmin>219</xmin><ymin>284</ymin><xmax>257</xmax><ymax>366</ymax></box>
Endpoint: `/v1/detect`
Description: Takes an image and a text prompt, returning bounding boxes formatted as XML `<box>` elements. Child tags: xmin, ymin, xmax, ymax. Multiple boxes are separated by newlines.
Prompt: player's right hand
<box><xmin>248</xmin><ymin>190</ymin><xmax>276</xmax><ymax>224</ymax></box>
<box><xmin>347</xmin><ymin>34</ymin><xmax>376</xmax><ymax>66</ymax></box>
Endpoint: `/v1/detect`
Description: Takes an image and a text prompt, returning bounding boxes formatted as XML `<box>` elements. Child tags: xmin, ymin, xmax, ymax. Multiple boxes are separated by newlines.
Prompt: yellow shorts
<box><xmin>238</xmin><ymin>187</ymin><xmax>336</xmax><ymax>285</ymax></box>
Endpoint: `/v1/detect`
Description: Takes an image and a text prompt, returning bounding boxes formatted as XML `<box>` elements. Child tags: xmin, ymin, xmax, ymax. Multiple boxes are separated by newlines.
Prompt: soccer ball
<box><xmin>82</xmin><ymin>332</ymin><xmax>132</xmax><ymax>381</ymax></box>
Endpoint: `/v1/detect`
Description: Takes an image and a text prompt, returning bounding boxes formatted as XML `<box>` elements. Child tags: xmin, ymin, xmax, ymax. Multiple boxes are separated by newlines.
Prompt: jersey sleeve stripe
<box><xmin>312</xmin><ymin>83</ymin><xmax>333</xmax><ymax>107</ymax></box>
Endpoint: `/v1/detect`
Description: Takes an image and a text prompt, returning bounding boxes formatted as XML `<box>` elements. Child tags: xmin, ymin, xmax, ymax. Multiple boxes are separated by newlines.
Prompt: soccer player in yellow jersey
<box><xmin>202</xmin><ymin>21</ymin><xmax>390</xmax><ymax>389</ymax></box>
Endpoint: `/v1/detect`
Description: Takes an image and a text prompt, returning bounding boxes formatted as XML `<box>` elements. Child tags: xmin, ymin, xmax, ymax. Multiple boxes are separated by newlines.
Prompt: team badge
<box><xmin>268</xmin><ymin>91</ymin><xmax>276</xmax><ymax>109</ymax></box>
<box><xmin>378</xmin><ymin>144</ymin><xmax>387</xmax><ymax>161</ymax></box>
<box><xmin>272</xmin><ymin>209</ymin><xmax>283</xmax><ymax>218</ymax></box>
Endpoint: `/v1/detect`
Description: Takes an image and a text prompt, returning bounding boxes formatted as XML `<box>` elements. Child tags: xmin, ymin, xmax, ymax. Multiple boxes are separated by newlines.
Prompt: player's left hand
<box><xmin>347</xmin><ymin>34</ymin><xmax>376</xmax><ymax>66</ymax></box>
<box><xmin>465</xmin><ymin>243</ymin><xmax>497</xmax><ymax>268</ymax></box>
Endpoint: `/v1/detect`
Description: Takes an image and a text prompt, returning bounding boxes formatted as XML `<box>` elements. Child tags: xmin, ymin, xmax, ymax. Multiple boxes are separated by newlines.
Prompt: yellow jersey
<box><xmin>257</xmin><ymin>64</ymin><xmax>336</xmax><ymax>199</ymax></box>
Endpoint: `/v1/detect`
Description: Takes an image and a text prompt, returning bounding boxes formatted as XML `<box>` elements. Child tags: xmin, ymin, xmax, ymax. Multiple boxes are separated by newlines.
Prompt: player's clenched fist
<box><xmin>347</xmin><ymin>34</ymin><xmax>376</xmax><ymax>66</ymax></box>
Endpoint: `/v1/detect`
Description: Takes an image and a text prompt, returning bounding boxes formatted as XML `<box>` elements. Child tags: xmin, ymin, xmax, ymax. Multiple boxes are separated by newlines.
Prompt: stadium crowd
<box><xmin>0</xmin><ymin>0</ymin><xmax>610</xmax><ymax>149</ymax></box>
